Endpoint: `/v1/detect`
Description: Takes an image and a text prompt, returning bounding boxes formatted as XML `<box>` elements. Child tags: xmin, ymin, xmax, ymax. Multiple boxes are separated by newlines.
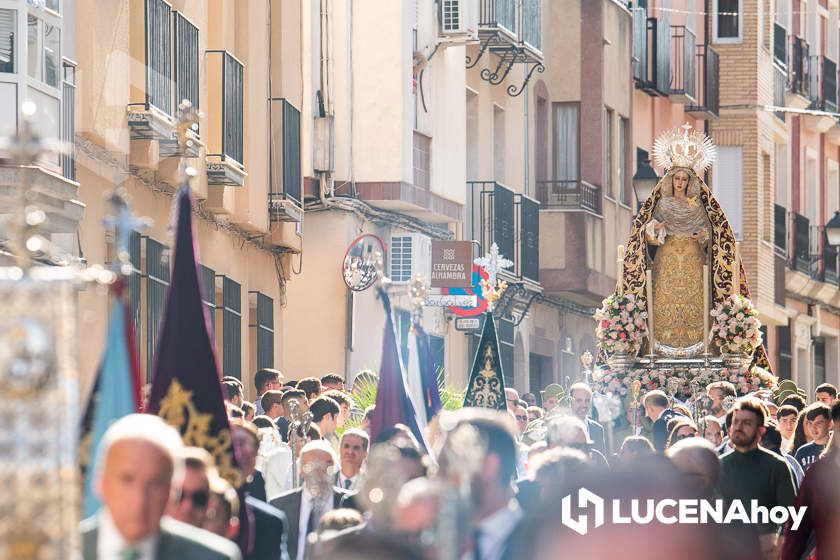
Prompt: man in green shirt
<box><xmin>719</xmin><ymin>397</ymin><xmax>796</xmax><ymax>559</ymax></box>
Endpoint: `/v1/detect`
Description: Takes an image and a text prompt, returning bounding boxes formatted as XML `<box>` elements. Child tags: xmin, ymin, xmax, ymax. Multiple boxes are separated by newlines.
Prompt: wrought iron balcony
<box><xmin>205</xmin><ymin>50</ymin><xmax>245</xmax><ymax>186</ymax></box>
<box><xmin>467</xmin><ymin>0</ymin><xmax>544</xmax><ymax>97</ymax></box>
<box><xmin>791</xmin><ymin>213</ymin><xmax>810</xmax><ymax>274</ymax></box>
<box><xmin>669</xmin><ymin>25</ymin><xmax>696</xmax><ymax>103</ymax></box>
<box><xmin>685</xmin><ymin>45</ymin><xmax>719</xmax><ymax>119</ymax></box>
<box><xmin>467</xmin><ymin>181</ymin><xmax>541</xmax><ymax>283</ymax></box>
<box><xmin>536</xmin><ymin>180</ymin><xmax>602</xmax><ymax>216</ymax></box>
<box><xmin>268</xmin><ymin>98</ymin><xmax>303</xmax><ymax>223</ymax></box>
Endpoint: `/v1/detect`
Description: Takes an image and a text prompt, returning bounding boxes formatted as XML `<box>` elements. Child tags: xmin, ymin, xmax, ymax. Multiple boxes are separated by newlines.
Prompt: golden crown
<box><xmin>652</xmin><ymin>123</ymin><xmax>717</xmax><ymax>174</ymax></box>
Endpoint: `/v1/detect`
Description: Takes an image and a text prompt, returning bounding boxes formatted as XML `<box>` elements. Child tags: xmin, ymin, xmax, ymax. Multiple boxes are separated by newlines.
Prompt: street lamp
<box><xmin>632</xmin><ymin>157</ymin><xmax>659</xmax><ymax>206</ymax></box>
<box><xmin>826</xmin><ymin>210</ymin><xmax>840</xmax><ymax>247</ymax></box>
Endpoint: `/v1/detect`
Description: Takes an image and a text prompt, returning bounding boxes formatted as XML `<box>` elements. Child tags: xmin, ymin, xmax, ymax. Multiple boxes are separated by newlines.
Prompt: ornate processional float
<box><xmin>592</xmin><ymin>124</ymin><xmax>778</xmax><ymax>412</ymax></box>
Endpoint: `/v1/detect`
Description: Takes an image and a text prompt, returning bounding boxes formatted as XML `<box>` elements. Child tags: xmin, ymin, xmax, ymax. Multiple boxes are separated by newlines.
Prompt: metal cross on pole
<box><xmin>473</xmin><ymin>242</ymin><xmax>513</xmax><ymax>312</ymax></box>
<box><xmin>102</xmin><ymin>187</ymin><xmax>151</xmax><ymax>275</ymax></box>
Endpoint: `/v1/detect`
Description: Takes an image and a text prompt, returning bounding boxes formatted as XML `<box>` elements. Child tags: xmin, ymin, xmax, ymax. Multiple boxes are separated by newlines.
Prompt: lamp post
<box><xmin>632</xmin><ymin>157</ymin><xmax>659</xmax><ymax>208</ymax></box>
<box><xmin>826</xmin><ymin>211</ymin><xmax>840</xmax><ymax>247</ymax></box>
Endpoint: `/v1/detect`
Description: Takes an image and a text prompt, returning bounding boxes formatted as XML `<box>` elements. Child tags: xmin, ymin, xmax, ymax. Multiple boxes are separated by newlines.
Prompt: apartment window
<box><xmin>552</xmin><ymin>103</ymin><xmax>580</xmax><ymax>181</ymax></box>
<box><xmin>27</xmin><ymin>13</ymin><xmax>60</xmax><ymax>88</ymax></box>
<box><xmin>604</xmin><ymin>107</ymin><xmax>613</xmax><ymax>198</ymax></box>
<box><xmin>493</xmin><ymin>105</ymin><xmax>506</xmax><ymax>183</ymax></box>
<box><xmin>827</xmin><ymin>162</ymin><xmax>839</xmax><ymax>223</ymax></box>
<box><xmin>145</xmin><ymin>0</ymin><xmax>172</xmax><ymax>114</ymax></box>
<box><xmin>146</xmin><ymin>238</ymin><xmax>170</xmax><ymax>378</ymax></box>
<box><xmin>200</xmin><ymin>265</ymin><xmax>216</xmax><ymax>337</ymax></box>
<box><xmin>777</xmin><ymin>324</ymin><xmax>792</xmax><ymax>379</ymax></box>
<box><xmin>805</xmin><ymin>153</ymin><xmax>818</xmax><ymax>222</ymax></box>
<box><xmin>715</xmin><ymin>147</ymin><xmax>744</xmax><ymax>239</ymax></box>
<box><xmin>0</xmin><ymin>9</ymin><xmax>16</xmax><ymax>73</ymax></box>
<box><xmin>249</xmin><ymin>292</ymin><xmax>274</xmax><ymax>370</ymax></box>
<box><xmin>127</xmin><ymin>231</ymin><xmax>142</xmax><ymax>365</ymax></box>
<box><xmin>619</xmin><ymin>116</ymin><xmax>629</xmax><ymax>205</ymax></box>
<box><xmin>775</xmin><ymin>143</ymin><xmax>788</xmax><ymax>208</ymax></box>
<box><xmin>714</xmin><ymin>0</ymin><xmax>742</xmax><ymax>43</ymax></box>
<box><xmin>222</xmin><ymin>52</ymin><xmax>244</xmax><ymax>163</ymax></box>
<box><xmin>174</xmin><ymin>12</ymin><xmax>199</xmax><ymax>110</ymax></box>
<box><xmin>221</xmin><ymin>276</ymin><xmax>242</xmax><ymax>379</ymax></box>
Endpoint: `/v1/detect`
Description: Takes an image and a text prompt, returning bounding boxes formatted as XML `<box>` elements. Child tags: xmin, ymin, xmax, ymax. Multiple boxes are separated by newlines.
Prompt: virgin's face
<box><xmin>672</xmin><ymin>171</ymin><xmax>690</xmax><ymax>195</ymax></box>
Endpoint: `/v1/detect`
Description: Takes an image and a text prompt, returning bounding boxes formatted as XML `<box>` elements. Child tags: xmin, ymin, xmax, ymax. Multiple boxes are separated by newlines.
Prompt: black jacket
<box><xmin>268</xmin><ymin>487</ymin><xmax>357</xmax><ymax>560</ymax></box>
<box><xmin>245</xmin><ymin>495</ymin><xmax>290</xmax><ymax>560</ymax></box>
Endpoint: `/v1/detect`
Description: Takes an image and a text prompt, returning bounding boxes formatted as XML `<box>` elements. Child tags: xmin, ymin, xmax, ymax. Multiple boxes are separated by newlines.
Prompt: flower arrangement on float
<box><xmin>709</xmin><ymin>294</ymin><xmax>763</xmax><ymax>355</ymax></box>
<box><xmin>592</xmin><ymin>365</ymin><xmax>778</xmax><ymax>399</ymax></box>
<box><xmin>593</xmin><ymin>293</ymin><xmax>648</xmax><ymax>355</ymax></box>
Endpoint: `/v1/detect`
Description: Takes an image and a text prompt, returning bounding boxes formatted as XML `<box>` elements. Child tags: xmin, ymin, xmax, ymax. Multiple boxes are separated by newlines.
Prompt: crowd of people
<box><xmin>86</xmin><ymin>368</ymin><xmax>840</xmax><ymax>560</ymax></box>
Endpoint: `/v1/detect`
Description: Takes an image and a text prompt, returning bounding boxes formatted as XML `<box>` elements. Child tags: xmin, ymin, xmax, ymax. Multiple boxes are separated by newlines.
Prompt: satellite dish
<box><xmin>342</xmin><ymin>234</ymin><xmax>386</xmax><ymax>291</ymax></box>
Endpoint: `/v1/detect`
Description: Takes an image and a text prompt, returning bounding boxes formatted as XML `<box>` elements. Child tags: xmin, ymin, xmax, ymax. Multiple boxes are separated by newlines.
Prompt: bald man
<box><xmin>81</xmin><ymin>413</ymin><xmax>240</xmax><ymax>560</ymax></box>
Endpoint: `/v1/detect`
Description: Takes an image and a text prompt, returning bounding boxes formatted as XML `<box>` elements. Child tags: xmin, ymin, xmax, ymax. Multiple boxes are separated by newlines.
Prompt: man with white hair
<box><xmin>546</xmin><ymin>415</ymin><xmax>609</xmax><ymax>467</ymax></box>
<box><xmin>270</xmin><ymin>440</ymin><xmax>358</xmax><ymax>560</ymax></box>
<box><xmin>80</xmin><ymin>413</ymin><xmax>240</xmax><ymax>560</ymax></box>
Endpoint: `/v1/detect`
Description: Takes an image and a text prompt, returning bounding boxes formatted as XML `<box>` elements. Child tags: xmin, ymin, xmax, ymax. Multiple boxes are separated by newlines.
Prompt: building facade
<box><xmin>0</xmin><ymin>0</ymin><xmax>306</xmax><ymax>399</ymax></box>
<box><xmin>707</xmin><ymin>0</ymin><xmax>840</xmax><ymax>394</ymax></box>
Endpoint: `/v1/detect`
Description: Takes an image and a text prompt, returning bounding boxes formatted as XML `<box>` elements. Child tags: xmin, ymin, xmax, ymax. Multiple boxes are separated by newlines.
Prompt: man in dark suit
<box><xmin>81</xmin><ymin>414</ymin><xmax>240</xmax><ymax>560</ymax></box>
<box><xmin>643</xmin><ymin>389</ymin><xmax>681</xmax><ymax>452</ymax></box>
<box><xmin>569</xmin><ymin>382</ymin><xmax>608</xmax><ymax>457</ymax></box>
<box><xmin>270</xmin><ymin>440</ymin><xmax>357</xmax><ymax>560</ymax></box>
<box><xmin>231</xmin><ymin>421</ymin><xmax>291</xmax><ymax>560</ymax></box>
<box><xmin>438</xmin><ymin>410</ymin><xmax>523</xmax><ymax>560</ymax></box>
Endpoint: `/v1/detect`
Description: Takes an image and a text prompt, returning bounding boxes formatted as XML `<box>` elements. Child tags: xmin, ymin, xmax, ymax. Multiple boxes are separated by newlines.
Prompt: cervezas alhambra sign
<box><xmin>430</xmin><ymin>241</ymin><xmax>472</xmax><ymax>289</ymax></box>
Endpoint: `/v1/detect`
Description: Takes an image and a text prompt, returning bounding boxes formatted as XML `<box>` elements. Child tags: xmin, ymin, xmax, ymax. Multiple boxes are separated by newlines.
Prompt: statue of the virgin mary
<box><xmin>620</xmin><ymin>124</ymin><xmax>771</xmax><ymax>369</ymax></box>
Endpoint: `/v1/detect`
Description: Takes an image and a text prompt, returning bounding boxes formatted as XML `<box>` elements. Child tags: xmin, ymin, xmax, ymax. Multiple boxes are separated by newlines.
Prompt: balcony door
<box><xmin>552</xmin><ymin>102</ymin><xmax>579</xmax><ymax>182</ymax></box>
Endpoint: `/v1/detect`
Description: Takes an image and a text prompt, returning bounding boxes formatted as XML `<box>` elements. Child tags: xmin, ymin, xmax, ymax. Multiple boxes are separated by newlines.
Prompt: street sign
<box><xmin>444</xmin><ymin>264</ymin><xmax>489</xmax><ymax>317</ymax></box>
<box><xmin>430</xmin><ymin>240</ymin><xmax>472</xmax><ymax>288</ymax></box>
<box><xmin>455</xmin><ymin>317</ymin><xmax>482</xmax><ymax>331</ymax></box>
<box><xmin>425</xmin><ymin>294</ymin><xmax>477</xmax><ymax>307</ymax></box>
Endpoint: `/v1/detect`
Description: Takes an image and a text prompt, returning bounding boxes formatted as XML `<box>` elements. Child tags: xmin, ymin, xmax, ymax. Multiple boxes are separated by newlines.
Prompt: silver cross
<box><xmin>473</xmin><ymin>242</ymin><xmax>513</xmax><ymax>292</ymax></box>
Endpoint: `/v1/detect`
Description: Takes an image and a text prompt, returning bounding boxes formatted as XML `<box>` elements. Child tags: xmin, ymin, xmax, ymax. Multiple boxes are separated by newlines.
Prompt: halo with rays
<box><xmin>652</xmin><ymin>123</ymin><xmax>717</xmax><ymax>174</ymax></box>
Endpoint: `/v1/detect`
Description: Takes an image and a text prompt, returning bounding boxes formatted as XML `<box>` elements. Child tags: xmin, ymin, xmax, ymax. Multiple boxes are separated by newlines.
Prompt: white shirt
<box><xmin>97</xmin><ymin>509</ymin><xmax>159</xmax><ymax>560</ymax></box>
<box><xmin>474</xmin><ymin>500</ymin><xmax>523</xmax><ymax>560</ymax></box>
<box><xmin>336</xmin><ymin>472</ymin><xmax>360</xmax><ymax>491</ymax></box>
<box><xmin>297</xmin><ymin>486</ymin><xmax>334</xmax><ymax>560</ymax></box>
<box><xmin>263</xmin><ymin>445</ymin><xmax>294</xmax><ymax>502</ymax></box>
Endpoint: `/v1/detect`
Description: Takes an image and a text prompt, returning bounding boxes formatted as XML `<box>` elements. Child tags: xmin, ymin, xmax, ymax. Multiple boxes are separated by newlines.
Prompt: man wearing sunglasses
<box><xmin>168</xmin><ymin>447</ymin><xmax>214</xmax><ymax>528</ymax></box>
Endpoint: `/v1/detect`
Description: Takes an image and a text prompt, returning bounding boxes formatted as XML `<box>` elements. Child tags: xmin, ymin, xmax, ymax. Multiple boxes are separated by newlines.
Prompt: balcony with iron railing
<box><xmin>476</xmin><ymin>0</ymin><xmax>542</xmax><ymax>55</ymax></box>
<box><xmin>791</xmin><ymin>213</ymin><xmax>811</xmax><ymax>274</ymax></box>
<box><xmin>467</xmin><ymin>181</ymin><xmax>541</xmax><ymax>284</ymax></box>
<box><xmin>685</xmin><ymin>44</ymin><xmax>720</xmax><ymax>119</ymax></box>
<box><xmin>268</xmin><ymin>98</ymin><xmax>303</xmax><ymax>224</ymax></box>
<box><xmin>468</xmin><ymin>0</ymin><xmax>543</xmax><ymax>96</ymax></box>
<box><xmin>669</xmin><ymin>26</ymin><xmax>696</xmax><ymax>103</ymax></box>
<box><xmin>205</xmin><ymin>50</ymin><xmax>245</xmax><ymax>186</ymax></box>
<box><xmin>535</xmin><ymin>180</ymin><xmax>602</xmax><ymax>216</ymax></box>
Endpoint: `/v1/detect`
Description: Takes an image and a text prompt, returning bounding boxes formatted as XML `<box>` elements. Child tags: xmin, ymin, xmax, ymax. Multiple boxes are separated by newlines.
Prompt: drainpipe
<box><xmin>318</xmin><ymin>0</ymin><xmax>334</xmax><ymax>206</ymax></box>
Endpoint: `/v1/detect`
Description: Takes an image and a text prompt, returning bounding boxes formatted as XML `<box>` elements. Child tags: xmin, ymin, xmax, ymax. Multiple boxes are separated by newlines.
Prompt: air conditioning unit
<box><xmin>389</xmin><ymin>233</ymin><xmax>431</xmax><ymax>283</ymax></box>
<box><xmin>439</xmin><ymin>0</ymin><xmax>479</xmax><ymax>40</ymax></box>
